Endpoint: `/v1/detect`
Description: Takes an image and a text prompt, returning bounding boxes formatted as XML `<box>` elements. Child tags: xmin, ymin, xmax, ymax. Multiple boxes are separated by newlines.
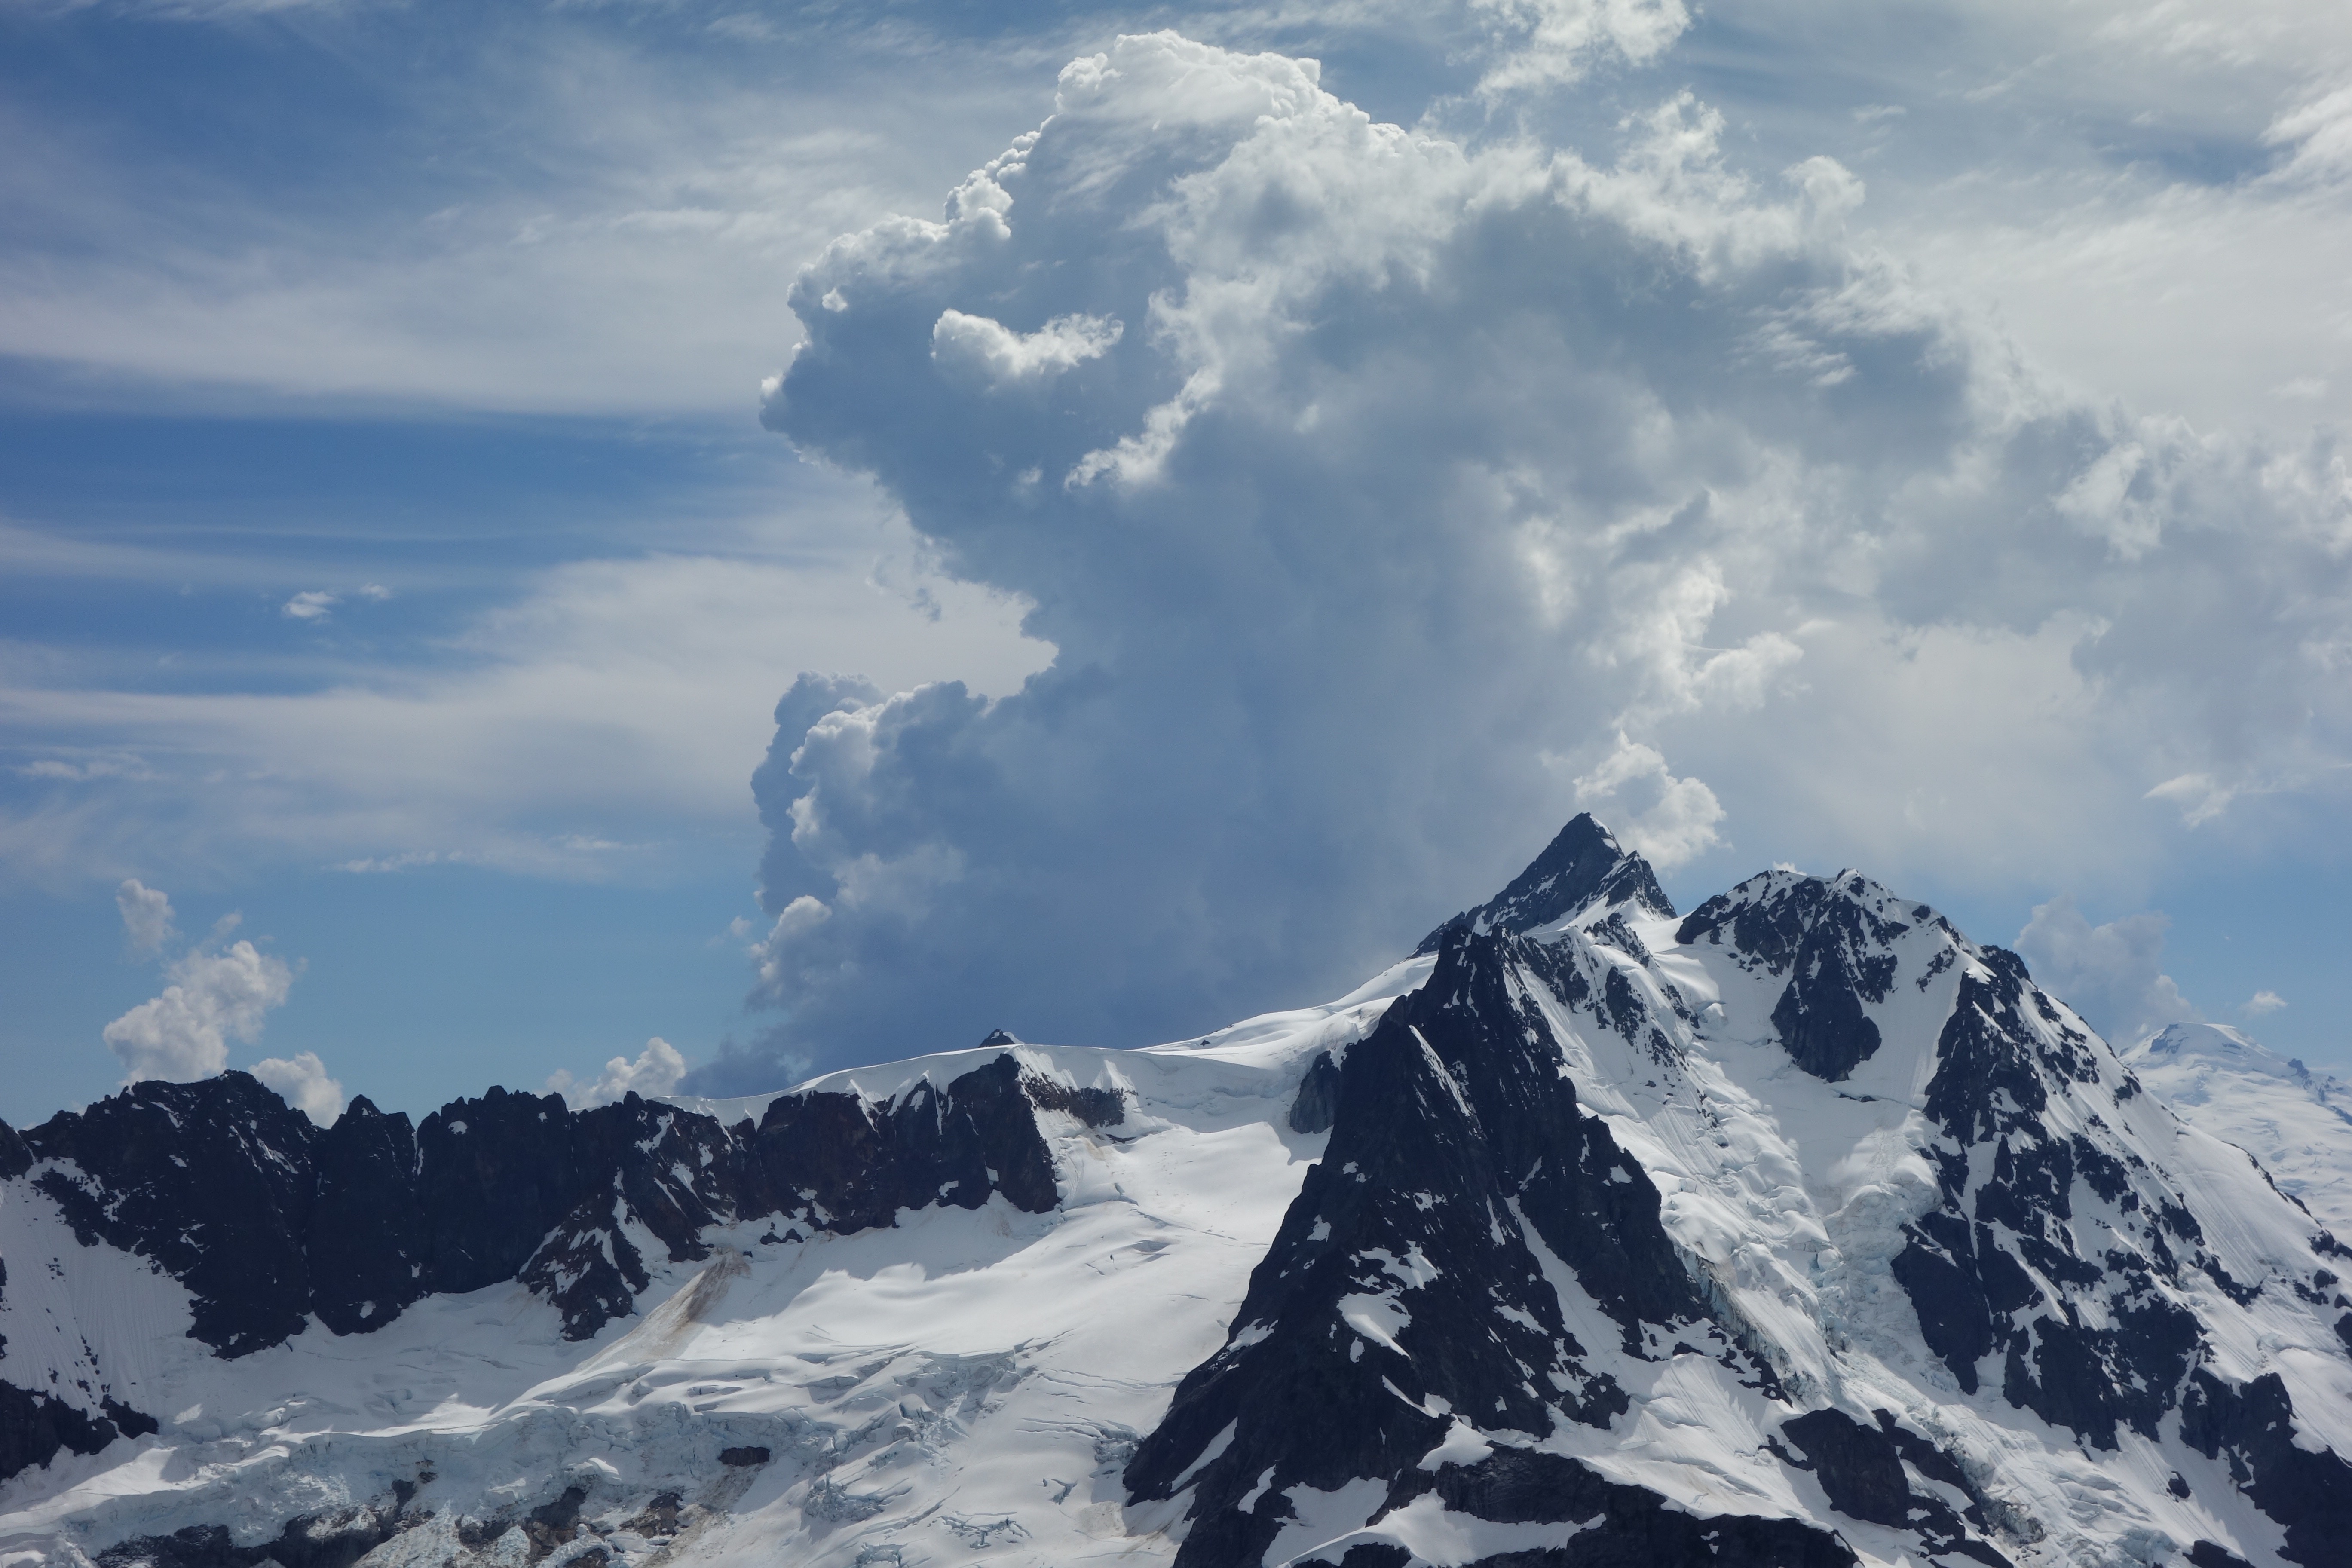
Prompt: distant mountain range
<box><xmin>4</xmin><ymin>816</ymin><xmax>2349</xmax><ymax>1568</ymax></box>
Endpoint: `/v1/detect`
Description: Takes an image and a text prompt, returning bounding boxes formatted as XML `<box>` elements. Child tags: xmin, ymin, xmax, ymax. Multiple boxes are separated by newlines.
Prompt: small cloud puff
<box><xmin>116</xmin><ymin>878</ymin><xmax>177</xmax><ymax>955</ymax></box>
<box><xmin>19</xmin><ymin>754</ymin><xmax>156</xmax><ymax>784</ymax></box>
<box><xmin>1568</xmin><ymin>734</ymin><xmax>1724</xmax><ymax>870</ymax></box>
<box><xmin>330</xmin><ymin>850</ymin><xmax>448</xmax><ymax>873</ymax></box>
<box><xmin>2014</xmin><ymin>894</ymin><xmax>2196</xmax><ymax>1048</ymax></box>
<box><xmin>283</xmin><ymin>585</ymin><xmax>387</xmax><ymax>620</ymax></box>
<box><xmin>104</xmin><ymin>940</ymin><xmax>297</xmax><ymax>1084</ymax></box>
<box><xmin>102</xmin><ymin>879</ymin><xmax>297</xmax><ymax>1085</ymax></box>
<box><xmin>2241</xmin><ymin>989</ymin><xmax>2287</xmax><ymax>1017</ymax></box>
<box><xmin>548</xmin><ymin>1037</ymin><xmax>687</xmax><ymax>1108</ymax></box>
<box><xmin>931</xmin><ymin>309</ymin><xmax>1122</xmax><ymax>386</ymax></box>
<box><xmin>251</xmin><ymin>1051</ymin><xmax>346</xmax><ymax>1125</ymax></box>
<box><xmin>2144</xmin><ymin>772</ymin><xmax>2236</xmax><ymax>826</ymax></box>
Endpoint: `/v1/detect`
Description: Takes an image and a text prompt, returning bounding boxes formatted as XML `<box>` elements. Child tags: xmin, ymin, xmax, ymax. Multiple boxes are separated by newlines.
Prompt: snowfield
<box><xmin>0</xmin><ymin>973</ymin><xmax>1422</xmax><ymax>1568</ymax></box>
<box><xmin>4</xmin><ymin>820</ymin><xmax>2349</xmax><ymax>1568</ymax></box>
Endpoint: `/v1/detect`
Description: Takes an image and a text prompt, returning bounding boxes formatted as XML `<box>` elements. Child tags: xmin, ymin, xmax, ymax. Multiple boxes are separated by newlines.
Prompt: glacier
<box><xmin>3</xmin><ymin>817</ymin><xmax>2348</xmax><ymax>1568</ymax></box>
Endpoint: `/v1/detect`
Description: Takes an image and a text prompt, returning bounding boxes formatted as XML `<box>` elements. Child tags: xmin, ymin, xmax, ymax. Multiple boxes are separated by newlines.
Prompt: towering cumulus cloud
<box><xmin>716</xmin><ymin>33</ymin><xmax>2352</xmax><ymax>1088</ymax></box>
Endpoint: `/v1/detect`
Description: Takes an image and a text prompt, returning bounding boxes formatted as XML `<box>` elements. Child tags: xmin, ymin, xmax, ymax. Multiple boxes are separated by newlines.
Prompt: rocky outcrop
<box><xmin>1129</xmin><ymin>923</ymin><xmax>1799</xmax><ymax>1568</ymax></box>
<box><xmin>3</xmin><ymin>1050</ymin><xmax>1101</xmax><ymax>1388</ymax></box>
<box><xmin>1415</xmin><ymin>812</ymin><xmax>1675</xmax><ymax>955</ymax></box>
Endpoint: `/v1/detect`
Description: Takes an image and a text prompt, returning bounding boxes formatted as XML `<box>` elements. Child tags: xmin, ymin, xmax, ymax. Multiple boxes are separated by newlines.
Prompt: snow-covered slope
<box><xmin>2125</xmin><ymin>1023</ymin><xmax>2352</xmax><ymax>1238</ymax></box>
<box><xmin>5</xmin><ymin>817</ymin><xmax>2350</xmax><ymax>1568</ymax></box>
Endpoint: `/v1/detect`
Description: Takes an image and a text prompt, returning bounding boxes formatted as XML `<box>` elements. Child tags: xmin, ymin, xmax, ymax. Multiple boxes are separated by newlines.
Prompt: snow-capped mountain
<box><xmin>2123</xmin><ymin>1023</ymin><xmax>2352</xmax><ymax>1239</ymax></box>
<box><xmin>5</xmin><ymin>816</ymin><xmax>2350</xmax><ymax>1568</ymax></box>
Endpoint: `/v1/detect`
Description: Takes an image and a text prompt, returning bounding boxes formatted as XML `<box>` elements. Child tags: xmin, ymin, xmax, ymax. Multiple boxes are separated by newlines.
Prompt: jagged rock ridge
<box><xmin>1413</xmin><ymin>812</ymin><xmax>1675</xmax><ymax>956</ymax></box>
<box><xmin>3</xmin><ymin>821</ymin><xmax>2350</xmax><ymax>1568</ymax></box>
<box><xmin>0</xmin><ymin>1050</ymin><xmax>1126</xmax><ymax>1482</ymax></box>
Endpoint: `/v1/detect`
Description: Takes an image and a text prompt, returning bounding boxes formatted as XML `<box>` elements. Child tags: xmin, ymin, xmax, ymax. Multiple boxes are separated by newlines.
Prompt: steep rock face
<box><xmin>414</xmin><ymin>1087</ymin><xmax>588</xmax><ymax>1297</ymax></box>
<box><xmin>1675</xmin><ymin>867</ymin><xmax>2352</xmax><ymax>1564</ymax></box>
<box><xmin>1415</xmin><ymin>813</ymin><xmax>1674</xmax><ymax>955</ymax></box>
<box><xmin>304</xmin><ymin>1097</ymin><xmax>426</xmax><ymax>1336</ymax></box>
<box><xmin>1129</xmin><ymin>919</ymin><xmax>1869</xmax><ymax>1568</ymax></box>
<box><xmin>0</xmin><ymin>1382</ymin><xmax>152</xmax><ymax>1491</ymax></box>
<box><xmin>747</xmin><ymin>1052</ymin><xmax>1068</xmax><ymax>1232</ymax></box>
<box><xmin>24</xmin><ymin>1075</ymin><xmax>321</xmax><ymax>1357</ymax></box>
<box><xmin>1133</xmin><ymin>844</ymin><xmax>2352</xmax><ymax>1568</ymax></box>
<box><xmin>0</xmin><ymin>1049</ymin><xmax>1116</xmax><ymax>1480</ymax></box>
<box><xmin>515</xmin><ymin>1093</ymin><xmax>750</xmax><ymax>1340</ymax></box>
<box><xmin>1675</xmin><ymin>872</ymin><xmax>1920</xmax><ymax>1082</ymax></box>
<box><xmin>8</xmin><ymin>818</ymin><xmax>2352</xmax><ymax>1568</ymax></box>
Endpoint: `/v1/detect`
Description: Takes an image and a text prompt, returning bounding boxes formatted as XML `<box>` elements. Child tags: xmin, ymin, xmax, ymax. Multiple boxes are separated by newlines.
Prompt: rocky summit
<box><xmin>4</xmin><ymin>816</ymin><xmax>2349</xmax><ymax>1568</ymax></box>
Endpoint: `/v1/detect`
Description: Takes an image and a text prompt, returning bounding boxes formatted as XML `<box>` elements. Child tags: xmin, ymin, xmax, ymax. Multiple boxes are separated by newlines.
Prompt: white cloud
<box><xmin>547</xmin><ymin>1036</ymin><xmax>687</xmax><ymax>1108</ymax></box>
<box><xmin>2145</xmin><ymin>771</ymin><xmax>2236</xmax><ymax>826</ymax></box>
<box><xmin>0</xmin><ymin>497</ymin><xmax>1049</xmax><ymax>887</ymax></box>
<box><xmin>713</xmin><ymin>32</ymin><xmax>2352</xmax><ymax>1087</ymax></box>
<box><xmin>329</xmin><ymin>850</ymin><xmax>450</xmax><ymax>874</ymax></box>
<box><xmin>282</xmin><ymin>590</ymin><xmax>339</xmax><ymax>621</ymax></box>
<box><xmin>2242</xmin><ymin>989</ymin><xmax>2287</xmax><ymax>1017</ymax></box>
<box><xmin>103</xmin><ymin>937</ymin><xmax>297</xmax><ymax>1084</ymax></box>
<box><xmin>114</xmin><ymin>878</ymin><xmax>176</xmax><ymax>955</ymax></box>
<box><xmin>932</xmin><ymin>309</ymin><xmax>1123</xmax><ymax>385</ymax></box>
<box><xmin>0</xmin><ymin>15</ymin><xmax>1055</xmax><ymax>416</ymax></box>
<box><xmin>14</xmin><ymin>753</ymin><xmax>155</xmax><ymax>783</ymax></box>
<box><xmin>2265</xmin><ymin>83</ymin><xmax>2352</xmax><ymax>184</ymax></box>
<box><xmin>250</xmin><ymin>1051</ymin><xmax>346</xmax><ymax>1125</ymax></box>
<box><xmin>2013</xmin><ymin>894</ymin><xmax>2197</xmax><ymax>1048</ymax></box>
<box><xmin>1470</xmin><ymin>0</ymin><xmax>1692</xmax><ymax>95</ymax></box>
<box><xmin>1566</xmin><ymin>734</ymin><xmax>1724</xmax><ymax>870</ymax></box>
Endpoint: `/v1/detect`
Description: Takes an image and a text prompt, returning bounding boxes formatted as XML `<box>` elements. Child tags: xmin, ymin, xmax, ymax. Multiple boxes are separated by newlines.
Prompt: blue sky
<box><xmin>5</xmin><ymin>0</ymin><xmax>2350</xmax><ymax>1125</ymax></box>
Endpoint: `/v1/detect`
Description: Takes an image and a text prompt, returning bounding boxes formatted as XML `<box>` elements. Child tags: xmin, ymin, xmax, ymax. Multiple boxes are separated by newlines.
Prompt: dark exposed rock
<box><xmin>719</xmin><ymin>1445</ymin><xmax>772</xmax><ymax>1467</ymax></box>
<box><xmin>2179</xmin><ymin>1368</ymin><xmax>2352</xmax><ymax>1567</ymax></box>
<box><xmin>0</xmin><ymin>1117</ymin><xmax>30</xmax><ymax>1180</ymax></box>
<box><xmin>94</xmin><ymin>1494</ymin><xmax>420</xmax><ymax>1568</ymax></box>
<box><xmin>521</xmin><ymin>1093</ymin><xmax>748</xmax><ymax>1340</ymax></box>
<box><xmin>306</xmin><ymin>1096</ymin><xmax>427</xmax><ymax>1335</ymax></box>
<box><xmin>416</xmin><ymin>1087</ymin><xmax>585</xmax><ymax>1296</ymax></box>
<box><xmin>10</xmin><ymin>1052</ymin><xmax>1078</xmax><ymax>1351</ymax></box>
<box><xmin>1770</xmin><ymin>958</ymin><xmax>1883</xmax><ymax>1081</ymax></box>
<box><xmin>750</xmin><ymin>1052</ymin><xmax>1062</xmax><ymax>1236</ymax></box>
<box><xmin>521</xmin><ymin>1485</ymin><xmax>587</xmax><ymax>1559</ymax></box>
<box><xmin>0</xmin><ymin>1379</ymin><xmax>129</xmax><ymax>1484</ymax></box>
<box><xmin>1129</xmin><ymin>925</ymin><xmax>1769</xmax><ymax>1568</ymax></box>
<box><xmin>26</xmin><ymin>1074</ymin><xmax>320</xmax><ymax>1357</ymax></box>
<box><xmin>102</xmin><ymin>1396</ymin><xmax>159</xmax><ymax>1439</ymax></box>
<box><xmin>623</xmin><ymin>1492</ymin><xmax>683</xmax><ymax>1537</ymax></box>
<box><xmin>1286</xmin><ymin>1050</ymin><xmax>1341</xmax><ymax>1134</ymax></box>
<box><xmin>1415</xmin><ymin>813</ymin><xmax>1674</xmax><ymax>956</ymax></box>
<box><xmin>1363</xmin><ymin>1448</ymin><xmax>1858</xmax><ymax>1568</ymax></box>
<box><xmin>1584</xmin><ymin>910</ymin><xmax>1651</xmax><ymax>963</ymax></box>
<box><xmin>1890</xmin><ymin>1213</ymin><xmax>1997</xmax><ymax>1392</ymax></box>
<box><xmin>2186</xmin><ymin>1543</ymin><xmax>2255</xmax><ymax>1568</ymax></box>
<box><xmin>1022</xmin><ymin>1073</ymin><xmax>1127</xmax><ymax>1128</ymax></box>
<box><xmin>1776</xmin><ymin>1409</ymin><xmax>2007</xmax><ymax>1565</ymax></box>
<box><xmin>1869</xmin><ymin>942</ymin><xmax>2205</xmax><ymax>1452</ymax></box>
<box><xmin>1677</xmin><ymin>873</ymin><xmax>1908</xmax><ymax>1082</ymax></box>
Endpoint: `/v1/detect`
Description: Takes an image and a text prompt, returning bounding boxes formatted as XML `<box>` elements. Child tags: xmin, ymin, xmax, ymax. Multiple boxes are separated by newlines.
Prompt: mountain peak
<box><xmin>2134</xmin><ymin>1021</ymin><xmax>2305</xmax><ymax>1082</ymax></box>
<box><xmin>1414</xmin><ymin>813</ymin><xmax>1674</xmax><ymax>956</ymax></box>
